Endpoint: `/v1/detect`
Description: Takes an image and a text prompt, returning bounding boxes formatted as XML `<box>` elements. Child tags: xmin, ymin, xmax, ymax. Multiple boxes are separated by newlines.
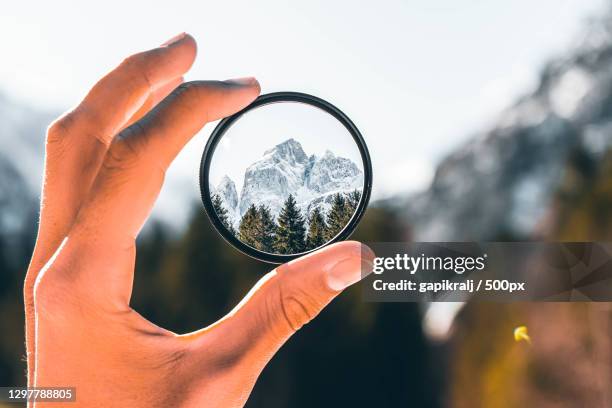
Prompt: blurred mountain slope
<box><xmin>0</xmin><ymin>93</ymin><xmax>53</xmax><ymax>242</ymax></box>
<box><xmin>0</xmin><ymin>93</ymin><xmax>51</xmax><ymax>191</ymax></box>
<box><xmin>406</xmin><ymin>14</ymin><xmax>612</xmax><ymax>241</ymax></box>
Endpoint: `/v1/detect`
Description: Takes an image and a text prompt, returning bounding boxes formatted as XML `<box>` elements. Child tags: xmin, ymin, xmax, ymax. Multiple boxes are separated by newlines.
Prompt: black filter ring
<box><xmin>199</xmin><ymin>91</ymin><xmax>372</xmax><ymax>264</ymax></box>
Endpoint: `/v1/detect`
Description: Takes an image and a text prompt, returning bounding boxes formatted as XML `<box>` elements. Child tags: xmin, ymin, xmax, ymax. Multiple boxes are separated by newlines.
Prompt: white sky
<box><xmin>0</xmin><ymin>0</ymin><xmax>607</xmax><ymax>200</ymax></box>
<box><xmin>209</xmin><ymin>102</ymin><xmax>364</xmax><ymax>193</ymax></box>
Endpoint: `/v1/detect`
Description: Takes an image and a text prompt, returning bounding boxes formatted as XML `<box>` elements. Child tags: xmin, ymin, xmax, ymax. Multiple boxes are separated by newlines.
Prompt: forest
<box><xmin>212</xmin><ymin>190</ymin><xmax>362</xmax><ymax>253</ymax></box>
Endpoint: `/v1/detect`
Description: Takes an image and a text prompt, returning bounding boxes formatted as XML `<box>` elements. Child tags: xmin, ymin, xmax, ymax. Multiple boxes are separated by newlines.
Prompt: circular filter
<box><xmin>200</xmin><ymin>92</ymin><xmax>372</xmax><ymax>263</ymax></box>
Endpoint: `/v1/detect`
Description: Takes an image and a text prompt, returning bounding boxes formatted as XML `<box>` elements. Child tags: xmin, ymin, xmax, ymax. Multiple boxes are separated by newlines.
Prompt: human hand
<box><xmin>24</xmin><ymin>33</ymin><xmax>374</xmax><ymax>407</ymax></box>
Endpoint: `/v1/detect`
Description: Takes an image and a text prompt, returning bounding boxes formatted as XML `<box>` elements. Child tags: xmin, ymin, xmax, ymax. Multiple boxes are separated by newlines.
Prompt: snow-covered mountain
<box><xmin>0</xmin><ymin>151</ymin><xmax>36</xmax><ymax>238</ymax></box>
<box><xmin>211</xmin><ymin>175</ymin><xmax>240</xmax><ymax>223</ymax></box>
<box><xmin>0</xmin><ymin>93</ymin><xmax>54</xmax><ymax>192</ymax></box>
<box><xmin>212</xmin><ymin>138</ymin><xmax>363</xmax><ymax>227</ymax></box>
<box><xmin>0</xmin><ymin>93</ymin><xmax>56</xmax><ymax>243</ymax></box>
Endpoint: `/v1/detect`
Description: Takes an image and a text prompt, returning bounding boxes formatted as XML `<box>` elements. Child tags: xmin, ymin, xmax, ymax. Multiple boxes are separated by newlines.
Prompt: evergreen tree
<box><xmin>325</xmin><ymin>193</ymin><xmax>348</xmax><ymax>240</ymax></box>
<box><xmin>305</xmin><ymin>207</ymin><xmax>327</xmax><ymax>250</ymax></box>
<box><xmin>238</xmin><ymin>204</ymin><xmax>259</xmax><ymax>248</ymax></box>
<box><xmin>212</xmin><ymin>193</ymin><xmax>236</xmax><ymax>235</ymax></box>
<box><xmin>274</xmin><ymin>194</ymin><xmax>306</xmax><ymax>254</ymax></box>
<box><xmin>347</xmin><ymin>189</ymin><xmax>362</xmax><ymax>212</ymax></box>
<box><xmin>257</xmin><ymin>205</ymin><xmax>277</xmax><ymax>253</ymax></box>
<box><xmin>228</xmin><ymin>223</ymin><xmax>236</xmax><ymax>236</ymax></box>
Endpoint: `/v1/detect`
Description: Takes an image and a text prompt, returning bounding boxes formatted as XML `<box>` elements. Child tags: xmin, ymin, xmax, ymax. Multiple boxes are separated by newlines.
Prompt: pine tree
<box><xmin>238</xmin><ymin>204</ymin><xmax>260</xmax><ymax>248</ymax></box>
<box><xmin>305</xmin><ymin>207</ymin><xmax>327</xmax><ymax>250</ymax></box>
<box><xmin>347</xmin><ymin>189</ymin><xmax>362</xmax><ymax>212</ymax></box>
<box><xmin>274</xmin><ymin>194</ymin><xmax>306</xmax><ymax>254</ymax></box>
<box><xmin>212</xmin><ymin>193</ymin><xmax>235</xmax><ymax>235</ymax></box>
<box><xmin>257</xmin><ymin>205</ymin><xmax>277</xmax><ymax>253</ymax></box>
<box><xmin>325</xmin><ymin>193</ymin><xmax>348</xmax><ymax>240</ymax></box>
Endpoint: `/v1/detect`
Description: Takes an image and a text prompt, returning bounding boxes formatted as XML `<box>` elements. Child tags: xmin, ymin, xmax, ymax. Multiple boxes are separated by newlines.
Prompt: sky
<box><xmin>209</xmin><ymin>102</ymin><xmax>364</xmax><ymax>193</ymax></box>
<box><xmin>0</xmin><ymin>0</ymin><xmax>607</xmax><ymax>202</ymax></box>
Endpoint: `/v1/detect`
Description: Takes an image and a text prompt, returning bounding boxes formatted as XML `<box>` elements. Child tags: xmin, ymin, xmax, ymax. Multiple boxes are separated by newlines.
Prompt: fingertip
<box><xmin>246</xmin><ymin>78</ymin><xmax>261</xmax><ymax>101</ymax></box>
<box><xmin>248</xmin><ymin>78</ymin><xmax>261</xmax><ymax>100</ymax></box>
<box><xmin>161</xmin><ymin>32</ymin><xmax>186</xmax><ymax>47</ymax></box>
<box><xmin>322</xmin><ymin>240</ymin><xmax>375</xmax><ymax>261</ymax></box>
<box><xmin>162</xmin><ymin>32</ymin><xmax>197</xmax><ymax>51</ymax></box>
<box><xmin>197</xmin><ymin>77</ymin><xmax>260</xmax><ymax>121</ymax></box>
<box><xmin>286</xmin><ymin>241</ymin><xmax>374</xmax><ymax>292</ymax></box>
<box><xmin>181</xmin><ymin>33</ymin><xmax>198</xmax><ymax>59</ymax></box>
<box><xmin>224</xmin><ymin>77</ymin><xmax>258</xmax><ymax>86</ymax></box>
<box><xmin>358</xmin><ymin>242</ymin><xmax>376</xmax><ymax>264</ymax></box>
<box><xmin>224</xmin><ymin>77</ymin><xmax>261</xmax><ymax>97</ymax></box>
<box><xmin>327</xmin><ymin>241</ymin><xmax>375</xmax><ymax>291</ymax></box>
<box><xmin>177</xmin><ymin>33</ymin><xmax>198</xmax><ymax>70</ymax></box>
<box><xmin>159</xmin><ymin>32</ymin><xmax>197</xmax><ymax>73</ymax></box>
<box><xmin>252</xmin><ymin>78</ymin><xmax>261</xmax><ymax>94</ymax></box>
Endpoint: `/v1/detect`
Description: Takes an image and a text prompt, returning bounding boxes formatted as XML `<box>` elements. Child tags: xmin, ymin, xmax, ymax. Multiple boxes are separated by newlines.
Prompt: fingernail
<box><xmin>326</xmin><ymin>243</ymin><xmax>375</xmax><ymax>291</ymax></box>
<box><xmin>224</xmin><ymin>77</ymin><xmax>258</xmax><ymax>87</ymax></box>
<box><xmin>162</xmin><ymin>32</ymin><xmax>187</xmax><ymax>47</ymax></box>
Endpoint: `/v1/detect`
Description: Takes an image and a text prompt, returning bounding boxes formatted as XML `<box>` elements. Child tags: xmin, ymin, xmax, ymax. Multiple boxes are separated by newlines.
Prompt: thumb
<box><xmin>198</xmin><ymin>241</ymin><xmax>375</xmax><ymax>374</ymax></box>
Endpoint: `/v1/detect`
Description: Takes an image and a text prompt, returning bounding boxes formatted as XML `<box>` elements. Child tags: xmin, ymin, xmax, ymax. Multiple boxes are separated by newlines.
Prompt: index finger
<box><xmin>35</xmin><ymin>33</ymin><xmax>197</xmax><ymax>265</ymax></box>
<box><xmin>50</xmin><ymin>33</ymin><xmax>197</xmax><ymax>146</ymax></box>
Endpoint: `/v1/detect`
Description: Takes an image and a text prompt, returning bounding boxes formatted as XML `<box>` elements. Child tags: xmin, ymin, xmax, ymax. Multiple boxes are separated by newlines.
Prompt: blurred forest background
<box><xmin>2</xmin><ymin>7</ymin><xmax>612</xmax><ymax>408</ymax></box>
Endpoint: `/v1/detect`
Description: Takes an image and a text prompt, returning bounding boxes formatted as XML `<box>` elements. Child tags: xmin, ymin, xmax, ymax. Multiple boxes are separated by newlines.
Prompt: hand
<box><xmin>24</xmin><ymin>33</ymin><xmax>374</xmax><ymax>407</ymax></box>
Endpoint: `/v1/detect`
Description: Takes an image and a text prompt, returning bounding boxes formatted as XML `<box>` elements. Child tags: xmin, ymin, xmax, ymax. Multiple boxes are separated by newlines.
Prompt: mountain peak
<box><xmin>217</xmin><ymin>174</ymin><xmax>234</xmax><ymax>187</ymax></box>
<box><xmin>279</xmin><ymin>137</ymin><xmax>300</xmax><ymax>147</ymax></box>
<box><xmin>237</xmin><ymin>137</ymin><xmax>363</xmax><ymax>220</ymax></box>
<box><xmin>213</xmin><ymin>175</ymin><xmax>239</xmax><ymax>215</ymax></box>
<box><xmin>264</xmin><ymin>138</ymin><xmax>307</xmax><ymax>162</ymax></box>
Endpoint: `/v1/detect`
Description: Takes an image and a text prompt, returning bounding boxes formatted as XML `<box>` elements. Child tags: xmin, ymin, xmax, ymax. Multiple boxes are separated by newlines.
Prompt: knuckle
<box><xmin>47</xmin><ymin>108</ymin><xmax>109</xmax><ymax>148</ymax></box>
<box><xmin>104</xmin><ymin>140</ymin><xmax>138</xmax><ymax>172</ymax></box>
<box><xmin>277</xmin><ymin>279</ymin><xmax>318</xmax><ymax>332</ymax></box>
<box><xmin>46</xmin><ymin>114</ymin><xmax>74</xmax><ymax>145</ymax></box>
<box><xmin>119</xmin><ymin>52</ymin><xmax>154</xmax><ymax>91</ymax></box>
<box><xmin>174</xmin><ymin>81</ymin><xmax>203</xmax><ymax>103</ymax></box>
<box><xmin>120</xmin><ymin>53</ymin><xmax>145</xmax><ymax>72</ymax></box>
<box><xmin>169</xmin><ymin>81</ymin><xmax>195</xmax><ymax>104</ymax></box>
<box><xmin>176</xmin><ymin>81</ymin><xmax>197</xmax><ymax>93</ymax></box>
<box><xmin>32</xmin><ymin>252</ymin><xmax>91</xmax><ymax>321</ymax></box>
<box><xmin>171</xmin><ymin>81</ymin><xmax>208</xmax><ymax>120</ymax></box>
<box><xmin>33</xmin><ymin>268</ymin><xmax>69</xmax><ymax>315</ymax></box>
<box><xmin>103</xmin><ymin>124</ymin><xmax>147</xmax><ymax>171</ymax></box>
<box><xmin>33</xmin><ymin>274</ymin><xmax>55</xmax><ymax>310</ymax></box>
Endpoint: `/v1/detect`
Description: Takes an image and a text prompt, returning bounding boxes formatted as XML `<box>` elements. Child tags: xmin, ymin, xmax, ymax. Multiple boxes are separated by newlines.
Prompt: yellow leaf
<box><xmin>514</xmin><ymin>325</ymin><xmax>531</xmax><ymax>344</ymax></box>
